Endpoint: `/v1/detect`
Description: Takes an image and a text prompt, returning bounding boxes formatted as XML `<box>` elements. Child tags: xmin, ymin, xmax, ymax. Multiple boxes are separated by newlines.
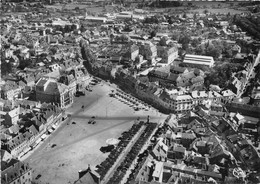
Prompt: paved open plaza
<box><xmin>24</xmin><ymin>81</ymin><xmax>166</xmax><ymax>184</ymax></box>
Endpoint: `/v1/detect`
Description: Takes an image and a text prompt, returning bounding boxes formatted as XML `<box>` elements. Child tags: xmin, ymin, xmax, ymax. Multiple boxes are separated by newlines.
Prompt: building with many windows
<box><xmin>1</xmin><ymin>158</ymin><xmax>32</xmax><ymax>184</ymax></box>
<box><xmin>35</xmin><ymin>78</ymin><xmax>74</xmax><ymax>109</ymax></box>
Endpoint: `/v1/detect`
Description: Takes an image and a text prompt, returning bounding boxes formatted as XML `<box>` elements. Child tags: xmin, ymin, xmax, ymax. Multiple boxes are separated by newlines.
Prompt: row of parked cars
<box><xmin>114</xmin><ymin>89</ymin><xmax>151</xmax><ymax>111</ymax></box>
<box><xmin>107</xmin><ymin>123</ymin><xmax>158</xmax><ymax>184</ymax></box>
<box><xmin>96</xmin><ymin>121</ymin><xmax>145</xmax><ymax>180</ymax></box>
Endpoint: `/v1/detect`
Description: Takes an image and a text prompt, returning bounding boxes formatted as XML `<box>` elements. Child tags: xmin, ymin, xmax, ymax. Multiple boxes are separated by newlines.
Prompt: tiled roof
<box><xmin>170</xmin><ymin>66</ymin><xmax>187</xmax><ymax>73</ymax></box>
<box><xmin>36</xmin><ymin>78</ymin><xmax>47</xmax><ymax>87</ymax></box>
<box><xmin>7</xmin><ymin>128</ymin><xmax>35</xmax><ymax>151</ymax></box>
<box><xmin>1</xmin><ymin>159</ymin><xmax>31</xmax><ymax>184</ymax></box>
<box><xmin>8</xmin><ymin>124</ymin><xmax>20</xmax><ymax>134</ymax></box>
<box><xmin>167</xmin><ymin>73</ymin><xmax>178</xmax><ymax>81</ymax></box>
<box><xmin>221</xmin><ymin>89</ymin><xmax>235</xmax><ymax>97</ymax></box>
<box><xmin>0</xmin><ymin>149</ymin><xmax>12</xmax><ymax>162</ymax></box>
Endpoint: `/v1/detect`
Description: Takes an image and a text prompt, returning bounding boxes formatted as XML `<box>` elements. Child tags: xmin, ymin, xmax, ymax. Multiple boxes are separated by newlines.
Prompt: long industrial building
<box><xmin>183</xmin><ymin>54</ymin><xmax>215</xmax><ymax>68</ymax></box>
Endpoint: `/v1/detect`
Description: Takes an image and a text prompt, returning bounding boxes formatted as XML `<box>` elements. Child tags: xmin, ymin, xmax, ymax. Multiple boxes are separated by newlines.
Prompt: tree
<box><xmin>183</xmin><ymin>13</ymin><xmax>187</xmax><ymax>19</ymax></box>
<box><xmin>206</xmin><ymin>45</ymin><xmax>221</xmax><ymax>59</ymax></box>
<box><xmin>159</xmin><ymin>36</ymin><xmax>168</xmax><ymax>46</ymax></box>
<box><xmin>191</xmin><ymin>38</ymin><xmax>201</xmax><ymax>47</ymax></box>
<box><xmin>179</xmin><ymin>34</ymin><xmax>191</xmax><ymax>48</ymax></box>
<box><xmin>1</xmin><ymin>60</ymin><xmax>12</xmax><ymax>77</ymax></box>
<box><xmin>49</xmin><ymin>46</ymin><xmax>58</xmax><ymax>55</ymax></box>
<box><xmin>150</xmin><ymin>30</ymin><xmax>157</xmax><ymax>38</ymax></box>
<box><xmin>193</xmin><ymin>13</ymin><xmax>197</xmax><ymax>21</ymax></box>
<box><xmin>203</xmin><ymin>9</ymin><xmax>209</xmax><ymax>14</ymax></box>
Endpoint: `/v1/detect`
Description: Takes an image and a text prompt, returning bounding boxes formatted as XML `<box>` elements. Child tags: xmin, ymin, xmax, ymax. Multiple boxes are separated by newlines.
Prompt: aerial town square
<box><xmin>0</xmin><ymin>0</ymin><xmax>260</xmax><ymax>184</ymax></box>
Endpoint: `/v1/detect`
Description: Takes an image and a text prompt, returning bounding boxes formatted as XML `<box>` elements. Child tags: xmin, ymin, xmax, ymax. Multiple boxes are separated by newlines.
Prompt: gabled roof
<box><xmin>8</xmin><ymin>124</ymin><xmax>20</xmax><ymax>134</ymax></box>
<box><xmin>170</xmin><ymin>66</ymin><xmax>187</xmax><ymax>73</ymax></box>
<box><xmin>191</xmin><ymin>90</ymin><xmax>208</xmax><ymax>98</ymax></box>
<box><xmin>208</xmin><ymin>91</ymin><xmax>222</xmax><ymax>98</ymax></box>
<box><xmin>75</xmin><ymin>172</ymin><xmax>96</xmax><ymax>184</ymax></box>
<box><xmin>167</xmin><ymin>73</ymin><xmax>178</xmax><ymax>82</ymax></box>
<box><xmin>1</xmin><ymin>159</ymin><xmax>31</xmax><ymax>184</ymax></box>
<box><xmin>172</xmin><ymin>145</ymin><xmax>186</xmax><ymax>153</ymax></box>
<box><xmin>221</xmin><ymin>89</ymin><xmax>235</xmax><ymax>97</ymax></box>
<box><xmin>0</xmin><ymin>149</ymin><xmax>12</xmax><ymax>162</ymax></box>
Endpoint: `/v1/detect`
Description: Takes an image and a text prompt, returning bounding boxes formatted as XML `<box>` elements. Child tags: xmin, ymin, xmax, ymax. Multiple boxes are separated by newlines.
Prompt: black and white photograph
<box><xmin>0</xmin><ymin>0</ymin><xmax>260</xmax><ymax>184</ymax></box>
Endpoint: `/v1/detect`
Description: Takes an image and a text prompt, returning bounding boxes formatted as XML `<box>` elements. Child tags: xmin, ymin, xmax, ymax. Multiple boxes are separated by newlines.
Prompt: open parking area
<box><xmin>25</xmin><ymin>81</ymin><xmax>166</xmax><ymax>184</ymax></box>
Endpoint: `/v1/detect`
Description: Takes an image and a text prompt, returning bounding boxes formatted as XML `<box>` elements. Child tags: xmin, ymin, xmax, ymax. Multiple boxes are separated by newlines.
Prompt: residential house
<box><xmin>221</xmin><ymin>89</ymin><xmax>236</xmax><ymax>103</ymax></box>
<box><xmin>167</xmin><ymin>144</ymin><xmax>187</xmax><ymax>161</ymax></box>
<box><xmin>251</xmin><ymin>86</ymin><xmax>260</xmax><ymax>106</ymax></box>
<box><xmin>1</xmin><ymin>159</ymin><xmax>32</xmax><ymax>184</ymax></box>
<box><xmin>7</xmin><ymin>124</ymin><xmax>20</xmax><ymax>137</ymax></box>
<box><xmin>229</xmin><ymin>76</ymin><xmax>245</xmax><ymax>96</ymax></box>
<box><xmin>176</xmin><ymin>71</ymin><xmax>196</xmax><ymax>88</ymax></box>
<box><xmin>2</xmin><ymin>106</ymin><xmax>20</xmax><ymax>127</ymax></box>
<box><xmin>157</xmin><ymin>46</ymin><xmax>178</xmax><ymax>64</ymax></box>
<box><xmin>229</xmin><ymin>112</ymin><xmax>245</xmax><ymax>131</ymax></box>
<box><xmin>49</xmin><ymin>63</ymin><xmax>61</xmax><ymax>72</ymax></box>
<box><xmin>207</xmin><ymin>91</ymin><xmax>222</xmax><ymax>103</ymax></box>
<box><xmin>161</xmin><ymin>93</ymin><xmax>193</xmax><ymax>113</ymax></box>
<box><xmin>129</xmin><ymin>44</ymin><xmax>139</xmax><ymax>61</ymax></box>
<box><xmin>5</xmin><ymin>124</ymin><xmax>39</xmax><ymax>158</ymax></box>
<box><xmin>151</xmin><ymin>138</ymin><xmax>168</xmax><ymax>162</ymax></box>
<box><xmin>170</xmin><ymin>66</ymin><xmax>189</xmax><ymax>75</ymax></box>
<box><xmin>134</xmin><ymin>156</ymin><xmax>154</xmax><ymax>183</ymax></box>
<box><xmin>191</xmin><ymin>91</ymin><xmax>208</xmax><ymax>106</ymax></box>
<box><xmin>152</xmin><ymin>161</ymin><xmax>164</xmax><ymax>183</ymax></box>
<box><xmin>178</xmin><ymin>132</ymin><xmax>197</xmax><ymax>148</ymax></box>
<box><xmin>139</xmin><ymin>41</ymin><xmax>157</xmax><ymax>64</ymax></box>
<box><xmin>1</xmin><ymin>81</ymin><xmax>21</xmax><ymax>100</ymax></box>
<box><xmin>209</xmin><ymin>103</ymin><xmax>226</xmax><ymax>117</ymax></box>
<box><xmin>186</xmin><ymin>155</ymin><xmax>209</xmax><ymax>170</ymax></box>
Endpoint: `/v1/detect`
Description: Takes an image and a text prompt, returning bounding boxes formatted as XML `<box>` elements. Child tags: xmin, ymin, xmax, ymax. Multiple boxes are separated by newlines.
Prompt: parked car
<box><xmin>35</xmin><ymin>174</ymin><xmax>42</xmax><ymax>180</ymax></box>
<box><xmin>76</xmin><ymin>91</ymin><xmax>85</xmax><ymax>96</ymax></box>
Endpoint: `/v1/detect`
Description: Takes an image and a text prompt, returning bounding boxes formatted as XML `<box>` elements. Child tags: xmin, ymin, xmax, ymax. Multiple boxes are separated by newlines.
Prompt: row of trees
<box><xmin>80</xmin><ymin>40</ymin><xmax>98</xmax><ymax>75</ymax></box>
<box><xmin>234</xmin><ymin>15</ymin><xmax>260</xmax><ymax>39</ymax></box>
<box><xmin>204</xmin><ymin>63</ymin><xmax>245</xmax><ymax>88</ymax></box>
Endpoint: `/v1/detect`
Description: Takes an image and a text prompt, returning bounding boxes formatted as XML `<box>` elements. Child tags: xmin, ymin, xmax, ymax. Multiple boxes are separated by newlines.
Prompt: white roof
<box><xmin>158</xmin><ymin>139</ymin><xmax>168</xmax><ymax>152</ymax></box>
<box><xmin>191</xmin><ymin>91</ymin><xmax>208</xmax><ymax>98</ymax></box>
<box><xmin>170</xmin><ymin>94</ymin><xmax>193</xmax><ymax>101</ymax></box>
<box><xmin>222</xmin><ymin>89</ymin><xmax>235</xmax><ymax>97</ymax></box>
<box><xmin>184</xmin><ymin>54</ymin><xmax>214</xmax><ymax>67</ymax></box>
<box><xmin>152</xmin><ymin>162</ymin><xmax>164</xmax><ymax>178</ymax></box>
<box><xmin>119</xmin><ymin>11</ymin><xmax>133</xmax><ymax>15</ymax></box>
<box><xmin>208</xmin><ymin>91</ymin><xmax>222</xmax><ymax>98</ymax></box>
<box><xmin>236</xmin><ymin>113</ymin><xmax>244</xmax><ymax>120</ymax></box>
<box><xmin>85</xmin><ymin>16</ymin><xmax>107</xmax><ymax>21</ymax></box>
<box><xmin>0</xmin><ymin>111</ymin><xmax>7</xmax><ymax>115</ymax></box>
